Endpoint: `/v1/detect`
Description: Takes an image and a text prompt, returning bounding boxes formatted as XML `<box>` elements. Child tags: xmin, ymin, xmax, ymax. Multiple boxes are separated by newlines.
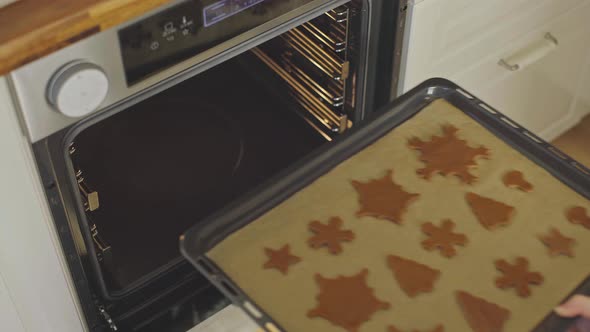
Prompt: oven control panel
<box><xmin>119</xmin><ymin>0</ymin><xmax>203</xmax><ymax>85</ymax></box>
<box><xmin>119</xmin><ymin>0</ymin><xmax>315</xmax><ymax>85</ymax></box>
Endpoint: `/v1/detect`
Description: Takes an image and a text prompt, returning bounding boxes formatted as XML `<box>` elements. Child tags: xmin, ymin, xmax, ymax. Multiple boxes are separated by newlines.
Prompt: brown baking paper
<box><xmin>207</xmin><ymin>99</ymin><xmax>590</xmax><ymax>332</ymax></box>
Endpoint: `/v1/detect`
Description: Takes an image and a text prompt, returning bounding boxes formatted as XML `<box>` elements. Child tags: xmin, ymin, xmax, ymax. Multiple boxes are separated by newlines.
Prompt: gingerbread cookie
<box><xmin>263</xmin><ymin>244</ymin><xmax>301</xmax><ymax>274</ymax></box>
<box><xmin>308</xmin><ymin>217</ymin><xmax>354</xmax><ymax>254</ymax></box>
<box><xmin>502</xmin><ymin>170</ymin><xmax>533</xmax><ymax>192</ymax></box>
<box><xmin>538</xmin><ymin>228</ymin><xmax>575</xmax><ymax>257</ymax></box>
<box><xmin>421</xmin><ymin>219</ymin><xmax>468</xmax><ymax>258</ymax></box>
<box><xmin>388</xmin><ymin>325</ymin><xmax>444</xmax><ymax>332</ymax></box>
<box><xmin>566</xmin><ymin>206</ymin><xmax>590</xmax><ymax>229</ymax></box>
<box><xmin>351</xmin><ymin>170</ymin><xmax>419</xmax><ymax>224</ymax></box>
<box><xmin>494</xmin><ymin>257</ymin><xmax>543</xmax><ymax>297</ymax></box>
<box><xmin>408</xmin><ymin>124</ymin><xmax>490</xmax><ymax>184</ymax></box>
<box><xmin>308</xmin><ymin>269</ymin><xmax>390</xmax><ymax>332</ymax></box>
<box><xmin>456</xmin><ymin>290</ymin><xmax>510</xmax><ymax>332</ymax></box>
<box><xmin>387</xmin><ymin>255</ymin><xmax>440</xmax><ymax>297</ymax></box>
<box><xmin>465</xmin><ymin>192</ymin><xmax>515</xmax><ymax>230</ymax></box>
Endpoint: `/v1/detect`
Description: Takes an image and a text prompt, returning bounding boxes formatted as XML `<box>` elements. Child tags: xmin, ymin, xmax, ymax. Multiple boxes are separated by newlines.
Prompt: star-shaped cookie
<box><xmin>263</xmin><ymin>244</ymin><xmax>301</xmax><ymax>274</ymax></box>
<box><xmin>351</xmin><ymin>170</ymin><xmax>419</xmax><ymax>224</ymax></box>
<box><xmin>308</xmin><ymin>269</ymin><xmax>390</xmax><ymax>332</ymax></box>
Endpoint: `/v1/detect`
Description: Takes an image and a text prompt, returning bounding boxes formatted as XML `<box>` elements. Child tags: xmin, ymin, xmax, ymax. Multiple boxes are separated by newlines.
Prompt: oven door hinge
<box><xmin>69</xmin><ymin>142</ymin><xmax>100</xmax><ymax>212</ymax></box>
<box><xmin>91</xmin><ymin>223</ymin><xmax>112</xmax><ymax>262</ymax></box>
<box><xmin>76</xmin><ymin>170</ymin><xmax>100</xmax><ymax>212</ymax></box>
<box><xmin>98</xmin><ymin>305</ymin><xmax>118</xmax><ymax>331</ymax></box>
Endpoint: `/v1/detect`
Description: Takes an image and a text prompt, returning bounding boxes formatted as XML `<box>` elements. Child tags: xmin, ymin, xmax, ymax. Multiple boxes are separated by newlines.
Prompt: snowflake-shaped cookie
<box><xmin>408</xmin><ymin>125</ymin><xmax>490</xmax><ymax>184</ymax></box>
<box><xmin>308</xmin><ymin>269</ymin><xmax>390</xmax><ymax>332</ymax></box>
<box><xmin>308</xmin><ymin>217</ymin><xmax>355</xmax><ymax>254</ymax></box>
<box><xmin>421</xmin><ymin>219</ymin><xmax>468</xmax><ymax>258</ymax></box>
<box><xmin>494</xmin><ymin>257</ymin><xmax>544</xmax><ymax>297</ymax></box>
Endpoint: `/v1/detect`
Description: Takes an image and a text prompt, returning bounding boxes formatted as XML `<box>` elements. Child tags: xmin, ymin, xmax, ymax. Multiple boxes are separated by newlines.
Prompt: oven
<box><xmin>8</xmin><ymin>0</ymin><xmax>406</xmax><ymax>330</ymax></box>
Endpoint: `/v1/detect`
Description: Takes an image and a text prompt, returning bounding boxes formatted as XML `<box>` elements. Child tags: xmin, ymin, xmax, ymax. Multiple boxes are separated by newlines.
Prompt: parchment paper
<box><xmin>207</xmin><ymin>99</ymin><xmax>590</xmax><ymax>332</ymax></box>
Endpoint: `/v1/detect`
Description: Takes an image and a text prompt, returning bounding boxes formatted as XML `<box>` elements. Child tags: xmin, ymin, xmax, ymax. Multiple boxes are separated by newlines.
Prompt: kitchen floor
<box><xmin>553</xmin><ymin>114</ymin><xmax>590</xmax><ymax>167</ymax></box>
<box><xmin>188</xmin><ymin>306</ymin><xmax>259</xmax><ymax>332</ymax></box>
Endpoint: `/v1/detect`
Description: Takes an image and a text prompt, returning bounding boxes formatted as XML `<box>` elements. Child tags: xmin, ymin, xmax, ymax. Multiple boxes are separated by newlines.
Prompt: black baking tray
<box><xmin>180</xmin><ymin>78</ymin><xmax>590</xmax><ymax>331</ymax></box>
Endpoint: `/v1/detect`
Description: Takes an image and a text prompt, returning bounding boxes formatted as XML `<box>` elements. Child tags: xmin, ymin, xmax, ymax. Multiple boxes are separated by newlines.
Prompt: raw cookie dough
<box><xmin>387</xmin><ymin>255</ymin><xmax>440</xmax><ymax>298</ymax></box>
<box><xmin>421</xmin><ymin>219</ymin><xmax>468</xmax><ymax>258</ymax></box>
<box><xmin>566</xmin><ymin>206</ymin><xmax>590</xmax><ymax>229</ymax></box>
<box><xmin>465</xmin><ymin>192</ymin><xmax>515</xmax><ymax>230</ymax></box>
<box><xmin>308</xmin><ymin>269</ymin><xmax>390</xmax><ymax>332</ymax></box>
<box><xmin>351</xmin><ymin>170</ymin><xmax>419</xmax><ymax>224</ymax></box>
<box><xmin>408</xmin><ymin>124</ymin><xmax>490</xmax><ymax>184</ymax></box>
<box><xmin>308</xmin><ymin>217</ymin><xmax>355</xmax><ymax>254</ymax></box>
<box><xmin>502</xmin><ymin>170</ymin><xmax>533</xmax><ymax>192</ymax></box>
<box><xmin>263</xmin><ymin>244</ymin><xmax>301</xmax><ymax>274</ymax></box>
<box><xmin>456</xmin><ymin>290</ymin><xmax>510</xmax><ymax>332</ymax></box>
<box><xmin>494</xmin><ymin>257</ymin><xmax>544</xmax><ymax>297</ymax></box>
<box><xmin>538</xmin><ymin>228</ymin><xmax>575</xmax><ymax>257</ymax></box>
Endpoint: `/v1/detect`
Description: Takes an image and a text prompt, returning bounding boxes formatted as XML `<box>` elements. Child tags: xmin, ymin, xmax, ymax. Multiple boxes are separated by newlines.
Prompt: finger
<box><xmin>555</xmin><ymin>295</ymin><xmax>590</xmax><ymax>318</ymax></box>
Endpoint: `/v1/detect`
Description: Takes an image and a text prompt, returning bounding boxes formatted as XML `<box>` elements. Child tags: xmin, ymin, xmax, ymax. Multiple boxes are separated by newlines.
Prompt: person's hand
<box><xmin>555</xmin><ymin>295</ymin><xmax>590</xmax><ymax>318</ymax></box>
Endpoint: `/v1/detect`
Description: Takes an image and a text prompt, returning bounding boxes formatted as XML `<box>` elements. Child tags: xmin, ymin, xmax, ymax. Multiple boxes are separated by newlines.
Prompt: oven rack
<box><xmin>252</xmin><ymin>4</ymin><xmax>351</xmax><ymax>136</ymax></box>
<box><xmin>251</xmin><ymin>48</ymin><xmax>349</xmax><ymax>133</ymax></box>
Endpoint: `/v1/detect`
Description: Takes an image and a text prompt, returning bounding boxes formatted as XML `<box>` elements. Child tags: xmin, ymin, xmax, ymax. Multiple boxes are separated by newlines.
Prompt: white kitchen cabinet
<box><xmin>403</xmin><ymin>0</ymin><xmax>590</xmax><ymax>140</ymax></box>
<box><xmin>0</xmin><ymin>273</ymin><xmax>25</xmax><ymax>332</ymax></box>
<box><xmin>0</xmin><ymin>76</ymin><xmax>85</xmax><ymax>332</ymax></box>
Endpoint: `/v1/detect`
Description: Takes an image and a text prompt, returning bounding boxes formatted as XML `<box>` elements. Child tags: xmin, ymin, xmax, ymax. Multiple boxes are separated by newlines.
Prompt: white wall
<box><xmin>0</xmin><ymin>76</ymin><xmax>85</xmax><ymax>331</ymax></box>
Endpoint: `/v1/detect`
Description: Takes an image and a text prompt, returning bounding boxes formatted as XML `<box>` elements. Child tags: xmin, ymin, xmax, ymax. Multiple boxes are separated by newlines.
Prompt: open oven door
<box><xmin>181</xmin><ymin>78</ymin><xmax>590</xmax><ymax>332</ymax></box>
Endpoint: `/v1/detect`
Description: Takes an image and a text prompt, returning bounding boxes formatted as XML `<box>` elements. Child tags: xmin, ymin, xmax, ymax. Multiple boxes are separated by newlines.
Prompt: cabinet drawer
<box><xmin>404</xmin><ymin>0</ymin><xmax>584</xmax><ymax>89</ymax></box>
<box><xmin>451</xmin><ymin>1</ymin><xmax>590</xmax><ymax>140</ymax></box>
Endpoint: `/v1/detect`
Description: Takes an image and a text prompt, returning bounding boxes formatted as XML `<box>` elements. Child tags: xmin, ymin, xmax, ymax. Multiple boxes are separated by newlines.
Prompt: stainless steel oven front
<box><xmin>9</xmin><ymin>0</ymin><xmax>407</xmax><ymax>330</ymax></box>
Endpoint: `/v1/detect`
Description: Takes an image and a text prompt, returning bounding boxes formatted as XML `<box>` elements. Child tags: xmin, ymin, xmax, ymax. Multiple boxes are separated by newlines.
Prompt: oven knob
<box><xmin>47</xmin><ymin>61</ymin><xmax>109</xmax><ymax>117</ymax></box>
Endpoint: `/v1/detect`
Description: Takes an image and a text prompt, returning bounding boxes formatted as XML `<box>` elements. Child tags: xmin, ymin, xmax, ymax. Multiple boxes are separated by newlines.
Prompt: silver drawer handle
<box><xmin>498</xmin><ymin>32</ymin><xmax>558</xmax><ymax>71</ymax></box>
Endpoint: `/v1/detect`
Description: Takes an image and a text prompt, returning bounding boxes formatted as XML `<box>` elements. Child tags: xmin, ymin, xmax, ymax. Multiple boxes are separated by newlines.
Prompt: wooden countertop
<box><xmin>0</xmin><ymin>0</ymin><xmax>174</xmax><ymax>76</ymax></box>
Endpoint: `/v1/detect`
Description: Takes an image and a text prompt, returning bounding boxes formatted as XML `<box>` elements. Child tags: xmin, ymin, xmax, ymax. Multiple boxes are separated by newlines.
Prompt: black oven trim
<box><xmin>33</xmin><ymin>141</ymin><xmax>102</xmax><ymax>330</ymax></box>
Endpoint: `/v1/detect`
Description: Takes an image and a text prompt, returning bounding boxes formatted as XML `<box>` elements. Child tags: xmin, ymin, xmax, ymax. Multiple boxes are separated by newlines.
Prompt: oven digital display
<box><xmin>203</xmin><ymin>0</ymin><xmax>266</xmax><ymax>27</ymax></box>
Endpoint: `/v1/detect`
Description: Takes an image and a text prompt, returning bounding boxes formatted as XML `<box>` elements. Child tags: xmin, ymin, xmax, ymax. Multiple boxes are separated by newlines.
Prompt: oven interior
<box><xmin>65</xmin><ymin>2</ymin><xmax>369</xmax><ymax>330</ymax></box>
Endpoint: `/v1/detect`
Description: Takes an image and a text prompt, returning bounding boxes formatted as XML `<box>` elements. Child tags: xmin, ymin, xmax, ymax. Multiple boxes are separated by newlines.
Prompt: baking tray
<box><xmin>181</xmin><ymin>78</ymin><xmax>590</xmax><ymax>331</ymax></box>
